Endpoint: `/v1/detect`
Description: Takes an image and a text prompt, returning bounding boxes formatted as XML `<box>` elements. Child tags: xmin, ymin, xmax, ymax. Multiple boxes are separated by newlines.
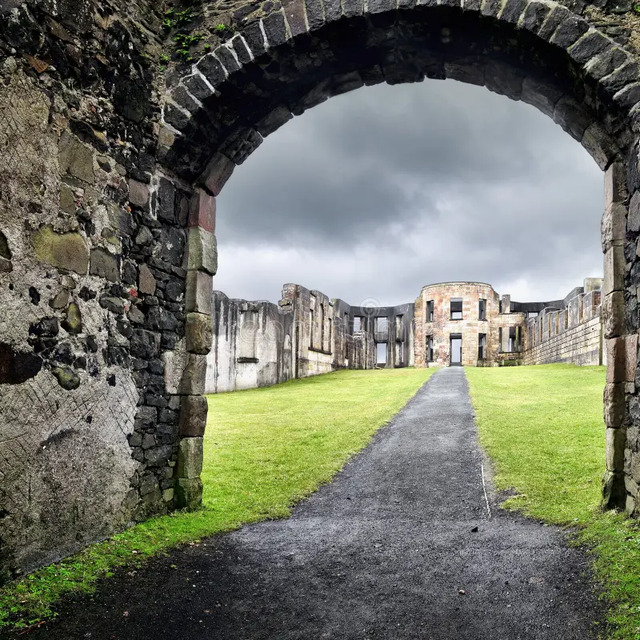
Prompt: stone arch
<box><xmin>155</xmin><ymin>0</ymin><xmax>640</xmax><ymax>513</ymax></box>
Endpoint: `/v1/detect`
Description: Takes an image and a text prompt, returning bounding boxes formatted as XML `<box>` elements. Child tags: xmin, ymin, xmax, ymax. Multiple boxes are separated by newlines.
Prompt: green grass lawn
<box><xmin>0</xmin><ymin>367</ymin><xmax>432</xmax><ymax>632</ymax></box>
<box><xmin>466</xmin><ymin>364</ymin><xmax>640</xmax><ymax>640</ymax></box>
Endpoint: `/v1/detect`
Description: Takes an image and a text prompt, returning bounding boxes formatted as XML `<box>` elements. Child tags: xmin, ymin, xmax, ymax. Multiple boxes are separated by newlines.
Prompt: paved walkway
<box><xmin>24</xmin><ymin>368</ymin><xmax>603</xmax><ymax>639</ymax></box>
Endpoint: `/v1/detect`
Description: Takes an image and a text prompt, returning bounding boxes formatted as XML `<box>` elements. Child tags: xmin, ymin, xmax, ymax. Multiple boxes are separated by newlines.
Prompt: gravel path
<box><xmin>20</xmin><ymin>367</ymin><xmax>604</xmax><ymax>639</ymax></box>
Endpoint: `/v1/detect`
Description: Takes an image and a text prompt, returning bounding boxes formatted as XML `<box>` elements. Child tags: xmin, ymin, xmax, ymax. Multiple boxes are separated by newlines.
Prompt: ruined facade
<box><xmin>205</xmin><ymin>284</ymin><xmax>413</xmax><ymax>393</ymax></box>
<box><xmin>207</xmin><ymin>279</ymin><xmax>603</xmax><ymax>393</ymax></box>
<box><xmin>2</xmin><ymin>0</ymin><xmax>640</xmax><ymax>579</ymax></box>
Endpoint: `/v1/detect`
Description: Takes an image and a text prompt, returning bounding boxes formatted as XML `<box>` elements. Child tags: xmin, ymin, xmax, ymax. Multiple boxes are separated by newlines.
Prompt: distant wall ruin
<box><xmin>205</xmin><ymin>284</ymin><xmax>414</xmax><ymax>393</ymax></box>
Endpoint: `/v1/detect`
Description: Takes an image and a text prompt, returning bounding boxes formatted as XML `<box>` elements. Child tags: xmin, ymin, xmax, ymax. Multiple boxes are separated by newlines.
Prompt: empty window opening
<box><xmin>528</xmin><ymin>311</ymin><xmax>539</xmax><ymax>319</ymax></box>
<box><xmin>353</xmin><ymin>316</ymin><xmax>362</xmax><ymax>332</ymax></box>
<box><xmin>344</xmin><ymin>312</ymin><xmax>349</xmax><ymax>332</ymax></box>
<box><xmin>376</xmin><ymin>317</ymin><xmax>389</xmax><ymax>332</ymax></box>
<box><xmin>450</xmin><ymin>334</ymin><xmax>462</xmax><ymax>365</ymax></box>
<box><xmin>498</xmin><ymin>327</ymin><xmax>503</xmax><ymax>352</ymax></box>
<box><xmin>478</xmin><ymin>333</ymin><xmax>487</xmax><ymax>361</ymax></box>
<box><xmin>427</xmin><ymin>300</ymin><xmax>435</xmax><ymax>322</ymax></box>
<box><xmin>376</xmin><ymin>342</ymin><xmax>387</xmax><ymax>365</ymax></box>
<box><xmin>309</xmin><ymin>308</ymin><xmax>314</xmax><ymax>348</ymax></box>
<box><xmin>426</xmin><ymin>335</ymin><xmax>434</xmax><ymax>362</ymax></box>
<box><xmin>395</xmin><ymin>314</ymin><xmax>404</xmax><ymax>334</ymax></box>
<box><xmin>479</xmin><ymin>299</ymin><xmax>486</xmax><ymax>321</ymax></box>
<box><xmin>450</xmin><ymin>298</ymin><xmax>463</xmax><ymax>320</ymax></box>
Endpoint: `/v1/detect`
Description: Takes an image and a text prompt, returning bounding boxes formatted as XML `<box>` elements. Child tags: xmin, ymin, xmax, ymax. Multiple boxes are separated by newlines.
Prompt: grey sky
<box><xmin>214</xmin><ymin>79</ymin><xmax>603</xmax><ymax>307</ymax></box>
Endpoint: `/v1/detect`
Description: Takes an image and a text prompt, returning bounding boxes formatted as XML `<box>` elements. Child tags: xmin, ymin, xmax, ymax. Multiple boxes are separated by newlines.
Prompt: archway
<box><xmin>153</xmin><ymin>0</ymin><xmax>638</xmax><ymax>515</ymax></box>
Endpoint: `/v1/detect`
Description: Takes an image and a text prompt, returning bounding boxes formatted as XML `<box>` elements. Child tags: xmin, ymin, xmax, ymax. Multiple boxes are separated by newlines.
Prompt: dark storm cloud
<box><xmin>214</xmin><ymin>79</ymin><xmax>603</xmax><ymax>305</ymax></box>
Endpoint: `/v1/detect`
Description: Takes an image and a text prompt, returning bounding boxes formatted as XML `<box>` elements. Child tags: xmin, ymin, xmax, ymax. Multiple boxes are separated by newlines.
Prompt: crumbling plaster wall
<box><xmin>205</xmin><ymin>291</ymin><xmax>294</xmax><ymax>393</ymax></box>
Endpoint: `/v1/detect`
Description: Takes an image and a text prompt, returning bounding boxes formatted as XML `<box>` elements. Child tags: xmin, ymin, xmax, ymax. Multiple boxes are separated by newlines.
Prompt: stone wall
<box><xmin>414</xmin><ymin>282</ymin><xmax>525</xmax><ymax>367</ymax></box>
<box><xmin>4</xmin><ymin>0</ymin><xmax>640</xmax><ymax>579</ymax></box>
<box><xmin>205</xmin><ymin>284</ymin><xmax>413</xmax><ymax>393</ymax></box>
<box><xmin>522</xmin><ymin>288</ymin><xmax>603</xmax><ymax>365</ymax></box>
<box><xmin>205</xmin><ymin>292</ymin><xmax>294</xmax><ymax>393</ymax></box>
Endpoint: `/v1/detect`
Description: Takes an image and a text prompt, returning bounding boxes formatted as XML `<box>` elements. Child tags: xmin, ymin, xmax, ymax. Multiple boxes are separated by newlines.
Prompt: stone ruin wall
<box><xmin>1</xmin><ymin>0</ymin><xmax>640</xmax><ymax>581</ymax></box>
<box><xmin>522</xmin><ymin>287</ymin><xmax>604</xmax><ymax>365</ymax></box>
<box><xmin>0</xmin><ymin>0</ymin><xmax>212</xmax><ymax>580</ymax></box>
<box><xmin>205</xmin><ymin>283</ymin><xmax>419</xmax><ymax>394</ymax></box>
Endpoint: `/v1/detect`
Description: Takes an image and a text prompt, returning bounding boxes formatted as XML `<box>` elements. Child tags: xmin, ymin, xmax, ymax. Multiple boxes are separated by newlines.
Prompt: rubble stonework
<box><xmin>2</xmin><ymin>0</ymin><xmax>640</xmax><ymax>578</ymax></box>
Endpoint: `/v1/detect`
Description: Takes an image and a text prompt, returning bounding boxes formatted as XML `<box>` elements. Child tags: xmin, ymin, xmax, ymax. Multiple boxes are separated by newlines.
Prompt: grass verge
<box><xmin>0</xmin><ymin>367</ymin><xmax>432</xmax><ymax>632</ymax></box>
<box><xmin>466</xmin><ymin>364</ymin><xmax>640</xmax><ymax>640</ymax></box>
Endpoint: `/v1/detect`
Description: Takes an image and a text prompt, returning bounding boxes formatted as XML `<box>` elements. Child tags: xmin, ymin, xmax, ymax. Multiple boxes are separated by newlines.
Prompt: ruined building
<box><xmin>2</xmin><ymin>0</ymin><xmax>640</xmax><ymax>580</ymax></box>
<box><xmin>206</xmin><ymin>278</ymin><xmax>604</xmax><ymax>393</ymax></box>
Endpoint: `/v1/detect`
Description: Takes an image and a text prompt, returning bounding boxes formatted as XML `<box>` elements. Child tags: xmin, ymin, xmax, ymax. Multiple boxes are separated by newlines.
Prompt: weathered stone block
<box><xmin>604</xmin><ymin>382</ymin><xmax>626</xmax><ymax>428</ymax></box>
<box><xmin>177</xmin><ymin>437</ymin><xmax>203</xmax><ymax>479</ymax></box>
<box><xmin>187</xmin><ymin>228</ymin><xmax>217</xmax><ymax>275</ymax></box>
<box><xmin>186</xmin><ymin>312</ymin><xmax>213</xmax><ymax>355</ymax></box>
<box><xmin>200</xmin><ymin>153</ymin><xmax>235</xmax><ymax>196</ymax></box>
<box><xmin>602</xmin><ymin>470</ymin><xmax>626</xmax><ymax>510</ymax></box>
<box><xmin>606</xmin><ymin>337</ymin><xmax>626</xmax><ymax>383</ymax></box>
<box><xmin>179</xmin><ymin>395</ymin><xmax>208</xmax><ymax>437</ymax></box>
<box><xmin>606</xmin><ymin>427</ymin><xmax>627</xmax><ymax>472</ymax></box>
<box><xmin>601</xmin><ymin>203</ymin><xmax>626</xmax><ymax>252</ymax></box>
<box><xmin>129</xmin><ymin>179</ymin><xmax>150</xmax><ymax>208</ymax></box>
<box><xmin>185</xmin><ymin>270</ymin><xmax>213</xmax><ymax>314</ymax></box>
<box><xmin>603</xmin><ymin>244</ymin><xmax>624</xmax><ymax>294</ymax></box>
<box><xmin>90</xmin><ymin>248</ymin><xmax>120</xmax><ymax>282</ymax></box>
<box><xmin>567</xmin><ymin>29</ymin><xmax>611</xmax><ymax>65</ymax></box>
<box><xmin>33</xmin><ymin>226</ymin><xmax>89</xmax><ymax>274</ymax></box>
<box><xmin>605</xmin><ymin>162</ymin><xmax>629</xmax><ymax>206</ymax></box>
<box><xmin>256</xmin><ymin>106</ymin><xmax>294</xmax><ymax>137</ymax></box>
<box><xmin>59</xmin><ymin>131</ymin><xmax>95</xmax><ymax>184</ymax></box>
<box><xmin>521</xmin><ymin>76</ymin><xmax>562</xmax><ymax>118</ymax></box>
<box><xmin>626</xmin><ymin>333</ymin><xmax>638</xmax><ymax>382</ymax></box>
<box><xmin>189</xmin><ymin>190</ymin><xmax>216</xmax><ymax>233</ymax></box>
<box><xmin>175</xmin><ymin>477</ymin><xmax>203</xmax><ymax>510</ymax></box>
<box><xmin>284</xmin><ymin>0</ymin><xmax>308</xmax><ymax>36</ymax></box>
<box><xmin>602</xmin><ymin>291</ymin><xmax>624</xmax><ymax>338</ymax></box>
<box><xmin>138</xmin><ymin>264</ymin><xmax>156</xmax><ymax>295</ymax></box>
<box><xmin>164</xmin><ymin>350</ymin><xmax>207</xmax><ymax>395</ymax></box>
<box><xmin>581</xmin><ymin>123</ymin><xmax>616</xmax><ymax>171</ymax></box>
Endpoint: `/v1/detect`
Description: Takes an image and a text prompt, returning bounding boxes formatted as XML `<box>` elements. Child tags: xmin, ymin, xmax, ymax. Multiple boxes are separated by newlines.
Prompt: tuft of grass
<box><xmin>466</xmin><ymin>364</ymin><xmax>640</xmax><ymax>640</ymax></box>
<box><xmin>0</xmin><ymin>367</ymin><xmax>432</xmax><ymax>632</ymax></box>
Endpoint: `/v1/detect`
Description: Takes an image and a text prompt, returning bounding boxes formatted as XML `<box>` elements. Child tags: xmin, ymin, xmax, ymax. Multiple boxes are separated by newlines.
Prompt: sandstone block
<box><xmin>177</xmin><ymin>437</ymin><xmax>203</xmax><ymax>479</ymax></box>
<box><xmin>33</xmin><ymin>226</ymin><xmax>89</xmax><ymax>274</ymax></box>
<box><xmin>186</xmin><ymin>312</ymin><xmax>213</xmax><ymax>355</ymax></box>
<box><xmin>601</xmin><ymin>202</ymin><xmax>626</xmax><ymax>252</ymax></box>
<box><xmin>175</xmin><ymin>477</ymin><xmax>203</xmax><ymax>510</ymax></box>
<box><xmin>179</xmin><ymin>395</ymin><xmax>208</xmax><ymax>437</ymax></box>
<box><xmin>606</xmin><ymin>427</ymin><xmax>627</xmax><ymax>472</ymax></box>
<box><xmin>602</xmin><ymin>291</ymin><xmax>624</xmax><ymax>338</ymax></box>
<box><xmin>603</xmin><ymin>244</ymin><xmax>624</xmax><ymax>294</ymax></box>
<box><xmin>606</xmin><ymin>337</ymin><xmax>626</xmax><ymax>383</ymax></box>
<box><xmin>604</xmin><ymin>382</ymin><xmax>626</xmax><ymax>428</ymax></box>
<box><xmin>187</xmin><ymin>228</ymin><xmax>217</xmax><ymax>275</ymax></box>
<box><xmin>189</xmin><ymin>190</ymin><xmax>216</xmax><ymax>233</ymax></box>
<box><xmin>602</xmin><ymin>470</ymin><xmax>626</xmax><ymax>510</ymax></box>
<box><xmin>200</xmin><ymin>153</ymin><xmax>235</xmax><ymax>195</ymax></box>
<box><xmin>164</xmin><ymin>350</ymin><xmax>207</xmax><ymax>395</ymax></box>
<box><xmin>185</xmin><ymin>270</ymin><xmax>213</xmax><ymax>314</ymax></box>
<box><xmin>605</xmin><ymin>162</ymin><xmax>628</xmax><ymax>206</ymax></box>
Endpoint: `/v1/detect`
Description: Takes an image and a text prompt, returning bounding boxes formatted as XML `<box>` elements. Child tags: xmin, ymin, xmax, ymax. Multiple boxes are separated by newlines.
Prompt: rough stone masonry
<box><xmin>1</xmin><ymin>0</ymin><xmax>640</xmax><ymax>580</ymax></box>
